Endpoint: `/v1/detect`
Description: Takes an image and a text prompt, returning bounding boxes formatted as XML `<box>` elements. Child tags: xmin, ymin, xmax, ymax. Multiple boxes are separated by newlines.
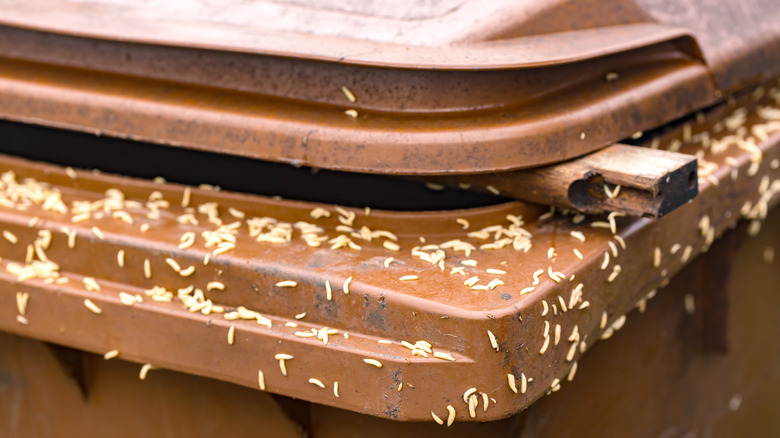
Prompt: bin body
<box><xmin>2</xmin><ymin>206</ymin><xmax>778</xmax><ymax>437</ymax></box>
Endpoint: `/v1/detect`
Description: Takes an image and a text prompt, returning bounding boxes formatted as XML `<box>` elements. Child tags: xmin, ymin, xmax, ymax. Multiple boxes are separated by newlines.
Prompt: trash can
<box><xmin>0</xmin><ymin>1</ymin><xmax>778</xmax><ymax>436</ymax></box>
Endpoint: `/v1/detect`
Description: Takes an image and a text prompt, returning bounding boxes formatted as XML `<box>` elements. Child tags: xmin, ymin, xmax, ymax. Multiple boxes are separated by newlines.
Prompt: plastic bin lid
<box><xmin>1</xmin><ymin>0</ymin><xmax>776</xmax><ymax>174</ymax></box>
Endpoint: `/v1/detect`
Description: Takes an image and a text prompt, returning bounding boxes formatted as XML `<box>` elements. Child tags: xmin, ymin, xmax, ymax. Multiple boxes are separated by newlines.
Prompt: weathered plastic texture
<box><xmin>0</xmin><ymin>0</ymin><xmax>776</xmax><ymax>174</ymax></box>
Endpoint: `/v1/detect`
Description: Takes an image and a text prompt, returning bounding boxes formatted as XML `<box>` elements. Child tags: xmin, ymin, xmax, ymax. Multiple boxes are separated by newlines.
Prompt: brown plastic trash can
<box><xmin>0</xmin><ymin>1</ymin><xmax>779</xmax><ymax>436</ymax></box>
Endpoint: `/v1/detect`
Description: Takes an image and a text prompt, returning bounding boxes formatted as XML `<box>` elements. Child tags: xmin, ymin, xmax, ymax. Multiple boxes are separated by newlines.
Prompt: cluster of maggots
<box><xmin>1</xmin><ymin>80</ymin><xmax>779</xmax><ymax>423</ymax></box>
